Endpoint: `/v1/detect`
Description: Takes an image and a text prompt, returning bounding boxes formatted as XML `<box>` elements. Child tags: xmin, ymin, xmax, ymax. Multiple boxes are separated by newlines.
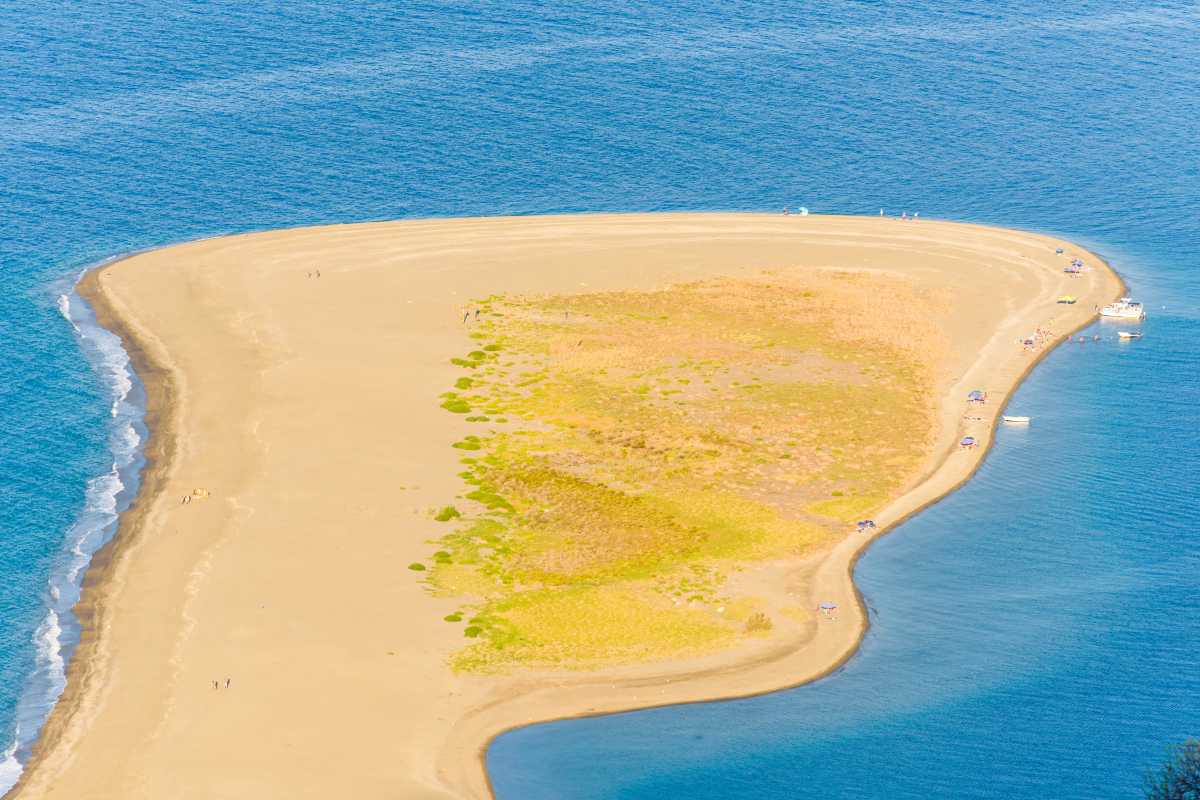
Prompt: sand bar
<box><xmin>8</xmin><ymin>213</ymin><xmax>1121</xmax><ymax>799</ymax></box>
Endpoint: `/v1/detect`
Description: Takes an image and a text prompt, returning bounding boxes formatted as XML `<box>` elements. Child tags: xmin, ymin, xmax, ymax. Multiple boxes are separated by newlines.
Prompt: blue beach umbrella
<box><xmin>961</xmin><ymin>436</ymin><xmax>977</xmax><ymax>446</ymax></box>
<box><xmin>819</xmin><ymin>602</ymin><xmax>838</xmax><ymax>610</ymax></box>
<box><xmin>967</xmin><ymin>390</ymin><xmax>985</xmax><ymax>401</ymax></box>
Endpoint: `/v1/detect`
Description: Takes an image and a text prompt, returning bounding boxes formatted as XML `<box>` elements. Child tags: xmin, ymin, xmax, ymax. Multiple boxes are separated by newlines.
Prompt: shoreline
<box><xmin>4</xmin><ymin>213</ymin><xmax>1125</xmax><ymax>800</ymax></box>
<box><xmin>0</xmin><ymin>278</ymin><xmax>148</xmax><ymax>794</ymax></box>
<box><xmin>4</xmin><ymin>265</ymin><xmax>182</xmax><ymax>799</ymax></box>
<box><xmin>458</xmin><ymin>262</ymin><xmax>1123</xmax><ymax>800</ymax></box>
<box><xmin>474</xmin><ymin>257</ymin><xmax>1126</xmax><ymax>799</ymax></box>
<box><xmin>425</xmin><ymin>217</ymin><xmax>1126</xmax><ymax>798</ymax></box>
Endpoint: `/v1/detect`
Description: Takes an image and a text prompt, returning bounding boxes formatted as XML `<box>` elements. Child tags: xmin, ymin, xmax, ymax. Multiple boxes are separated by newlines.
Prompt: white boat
<box><xmin>1117</xmin><ymin>330</ymin><xmax>1142</xmax><ymax>339</ymax></box>
<box><xmin>1002</xmin><ymin>415</ymin><xmax>1031</xmax><ymax>424</ymax></box>
<box><xmin>1100</xmin><ymin>297</ymin><xmax>1146</xmax><ymax>319</ymax></box>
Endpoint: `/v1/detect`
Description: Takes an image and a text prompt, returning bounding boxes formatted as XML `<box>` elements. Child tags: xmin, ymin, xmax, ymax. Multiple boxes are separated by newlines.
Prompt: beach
<box><xmin>8</xmin><ymin>213</ymin><xmax>1122</xmax><ymax>800</ymax></box>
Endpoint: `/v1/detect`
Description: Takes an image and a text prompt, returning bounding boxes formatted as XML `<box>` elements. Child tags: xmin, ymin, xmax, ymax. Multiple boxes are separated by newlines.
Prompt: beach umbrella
<box><xmin>961</xmin><ymin>436</ymin><xmax>976</xmax><ymax>446</ymax></box>
<box><xmin>967</xmin><ymin>390</ymin><xmax>985</xmax><ymax>401</ymax></box>
<box><xmin>819</xmin><ymin>602</ymin><xmax>837</xmax><ymax>610</ymax></box>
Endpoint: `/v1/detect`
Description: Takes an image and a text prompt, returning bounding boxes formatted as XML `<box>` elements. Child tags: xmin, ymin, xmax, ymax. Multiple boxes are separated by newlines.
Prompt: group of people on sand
<box><xmin>877</xmin><ymin>208</ymin><xmax>919</xmax><ymax>220</ymax></box>
<box><xmin>1022</xmin><ymin>326</ymin><xmax>1053</xmax><ymax>352</ymax></box>
<box><xmin>779</xmin><ymin>207</ymin><xmax>921</xmax><ymax>219</ymax></box>
<box><xmin>211</xmin><ymin>677</ymin><xmax>232</xmax><ymax>690</ymax></box>
<box><xmin>180</xmin><ymin>487</ymin><xmax>210</xmax><ymax>505</ymax></box>
<box><xmin>462</xmin><ymin>308</ymin><xmax>481</xmax><ymax>323</ymax></box>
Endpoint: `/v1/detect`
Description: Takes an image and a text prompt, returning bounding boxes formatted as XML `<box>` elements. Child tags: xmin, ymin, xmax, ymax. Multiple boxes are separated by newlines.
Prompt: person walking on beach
<box><xmin>212</xmin><ymin>680</ymin><xmax>219</xmax><ymax>690</ymax></box>
<box><xmin>463</xmin><ymin>311</ymin><xmax>470</xmax><ymax>323</ymax></box>
<box><xmin>225</xmin><ymin>678</ymin><xmax>231</xmax><ymax>689</ymax></box>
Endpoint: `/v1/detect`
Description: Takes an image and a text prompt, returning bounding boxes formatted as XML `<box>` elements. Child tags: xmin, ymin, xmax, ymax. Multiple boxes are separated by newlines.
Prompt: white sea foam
<box><xmin>62</xmin><ymin>284</ymin><xmax>135</xmax><ymax>418</ymax></box>
<box><xmin>117</xmin><ymin>421</ymin><xmax>142</xmax><ymax>452</ymax></box>
<box><xmin>63</xmin><ymin>465</ymin><xmax>124</xmax><ymax>586</ymax></box>
<box><xmin>55</xmin><ymin>294</ymin><xmax>80</xmax><ymax>334</ymax></box>
<box><xmin>0</xmin><ymin>611</ymin><xmax>70</xmax><ymax>796</ymax></box>
<box><xmin>90</xmin><ymin>328</ymin><xmax>133</xmax><ymax>418</ymax></box>
<box><xmin>0</xmin><ymin>729</ymin><xmax>23</xmax><ymax>791</ymax></box>
<box><xmin>33</xmin><ymin>612</ymin><xmax>66</xmax><ymax>697</ymax></box>
<box><xmin>88</xmin><ymin>468</ymin><xmax>123</xmax><ymax>516</ymax></box>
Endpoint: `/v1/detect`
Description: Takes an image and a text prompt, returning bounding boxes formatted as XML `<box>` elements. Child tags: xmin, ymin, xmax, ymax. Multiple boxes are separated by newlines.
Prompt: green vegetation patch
<box><xmin>434</xmin><ymin>505</ymin><xmax>462</xmax><ymax>522</ymax></box>
<box><xmin>427</xmin><ymin>270</ymin><xmax>949</xmax><ymax>671</ymax></box>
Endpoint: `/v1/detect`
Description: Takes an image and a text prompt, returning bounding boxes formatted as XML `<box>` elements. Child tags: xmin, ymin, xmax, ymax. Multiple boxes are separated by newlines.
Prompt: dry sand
<box><xmin>8</xmin><ymin>213</ymin><xmax>1121</xmax><ymax>800</ymax></box>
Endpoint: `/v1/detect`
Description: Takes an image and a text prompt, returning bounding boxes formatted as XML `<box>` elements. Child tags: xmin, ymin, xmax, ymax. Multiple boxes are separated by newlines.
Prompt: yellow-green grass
<box><xmin>451</xmin><ymin>584</ymin><xmax>735</xmax><ymax>672</ymax></box>
<box><xmin>424</xmin><ymin>271</ymin><xmax>949</xmax><ymax>671</ymax></box>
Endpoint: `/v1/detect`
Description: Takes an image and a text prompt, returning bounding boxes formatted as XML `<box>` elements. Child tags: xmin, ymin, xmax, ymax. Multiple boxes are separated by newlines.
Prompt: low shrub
<box><xmin>744</xmin><ymin>612</ymin><xmax>773</xmax><ymax>633</ymax></box>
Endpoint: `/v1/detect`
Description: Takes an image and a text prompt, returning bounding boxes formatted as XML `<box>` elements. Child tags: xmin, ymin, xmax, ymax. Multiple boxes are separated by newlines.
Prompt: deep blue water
<box><xmin>1</xmin><ymin>0</ymin><xmax>1197</xmax><ymax>795</ymax></box>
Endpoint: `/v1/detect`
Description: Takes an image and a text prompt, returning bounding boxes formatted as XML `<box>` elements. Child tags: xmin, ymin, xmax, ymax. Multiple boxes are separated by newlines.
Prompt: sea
<box><xmin>0</xmin><ymin>1</ymin><xmax>1197</xmax><ymax>796</ymax></box>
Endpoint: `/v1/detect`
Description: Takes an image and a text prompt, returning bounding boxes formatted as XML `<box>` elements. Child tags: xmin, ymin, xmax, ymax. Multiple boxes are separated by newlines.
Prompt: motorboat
<box><xmin>1002</xmin><ymin>415</ymin><xmax>1031</xmax><ymax>424</ymax></box>
<box><xmin>1117</xmin><ymin>330</ymin><xmax>1142</xmax><ymax>339</ymax></box>
<box><xmin>1100</xmin><ymin>297</ymin><xmax>1146</xmax><ymax>319</ymax></box>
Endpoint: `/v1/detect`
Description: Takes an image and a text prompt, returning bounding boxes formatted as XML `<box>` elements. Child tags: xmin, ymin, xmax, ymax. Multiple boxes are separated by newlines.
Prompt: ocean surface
<box><xmin>1</xmin><ymin>1</ymin><xmax>1197</xmax><ymax>796</ymax></box>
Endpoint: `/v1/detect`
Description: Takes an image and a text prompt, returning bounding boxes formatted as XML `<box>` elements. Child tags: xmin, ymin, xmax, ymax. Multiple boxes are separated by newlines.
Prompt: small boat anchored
<box><xmin>1100</xmin><ymin>297</ymin><xmax>1146</xmax><ymax>320</ymax></box>
<box><xmin>1117</xmin><ymin>330</ymin><xmax>1142</xmax><ymax>340</ymax></box>
<box><xmin>1002</xmin><ymin>415</ymin><xmax>1031</xmax><ymax>424</ymax></box>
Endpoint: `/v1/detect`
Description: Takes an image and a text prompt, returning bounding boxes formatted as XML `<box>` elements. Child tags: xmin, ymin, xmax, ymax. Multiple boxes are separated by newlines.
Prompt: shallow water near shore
<box><xmin>1</xmin><ymin>0</ymin><xmax>1198</xmax><ymax>795</ymax></box>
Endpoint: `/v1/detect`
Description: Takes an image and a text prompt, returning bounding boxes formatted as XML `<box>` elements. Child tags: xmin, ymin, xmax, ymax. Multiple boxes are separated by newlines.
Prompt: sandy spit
<box><xmin>6</xmin><ymin>213</ymin><xmax>1123</xmax><ymax>800</ymax></box>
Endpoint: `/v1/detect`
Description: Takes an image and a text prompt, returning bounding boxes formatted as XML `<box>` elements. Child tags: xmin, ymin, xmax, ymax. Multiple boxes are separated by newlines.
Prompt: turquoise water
<box><xmin>1</xmin><ymin>1</ymin><xmax>1197</xmax><ymax>795</ymax></box>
